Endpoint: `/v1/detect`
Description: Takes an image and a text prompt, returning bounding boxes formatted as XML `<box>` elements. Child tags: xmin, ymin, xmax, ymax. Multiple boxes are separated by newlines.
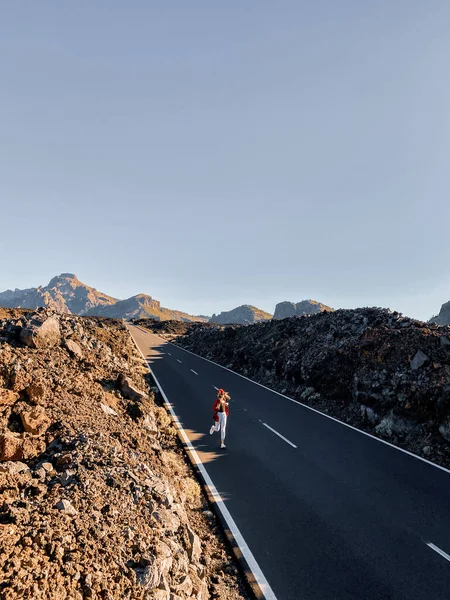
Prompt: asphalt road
<box><xmin>129</xmin><ymin>324</ymin><xmax>450</xmax><ymax>600</ymax></box>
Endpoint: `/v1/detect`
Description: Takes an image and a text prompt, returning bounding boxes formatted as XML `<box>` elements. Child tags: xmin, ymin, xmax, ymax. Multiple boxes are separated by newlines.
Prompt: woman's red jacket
<box><xmin>212</xmin><ymin>400</ymin><xmax>229</xmax><ymax>422</ymax></box>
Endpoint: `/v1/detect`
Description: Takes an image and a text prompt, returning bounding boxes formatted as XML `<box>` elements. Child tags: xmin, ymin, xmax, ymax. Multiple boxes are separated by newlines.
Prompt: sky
<box><xmin>1</xmin><ymin>1</ymin><xmax>449</xmax><ymax>320</ymax></box>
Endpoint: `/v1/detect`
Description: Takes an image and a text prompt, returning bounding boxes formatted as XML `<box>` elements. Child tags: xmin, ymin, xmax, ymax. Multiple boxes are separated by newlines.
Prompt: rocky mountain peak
<box><xmin>210</xmin><ymin>304</ymin><xmax>272</xmax><ymax>325</ymax></box>
<box><xmin>274</xmin><ymin>299</ymin><xmax>333</xmax><ymax>319</ymax></box>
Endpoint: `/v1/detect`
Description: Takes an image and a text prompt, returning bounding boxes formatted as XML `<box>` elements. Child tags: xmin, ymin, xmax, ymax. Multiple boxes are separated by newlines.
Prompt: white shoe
<box><xmin>221</xmin><ymin>442</ymin><xmax>226</xmax><ymax>449</ymax></box>
<box><xmin>209</xmin><ymin>425</ymin><xmax>215</xmax><ymax>435</ymax></box>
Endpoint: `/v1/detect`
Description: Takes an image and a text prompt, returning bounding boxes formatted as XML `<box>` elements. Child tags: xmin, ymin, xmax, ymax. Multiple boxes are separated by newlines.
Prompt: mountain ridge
<box><xmin>0</xmin><ymin>274</ymin><xmax>205</xmax><ymax>322</ymax></box>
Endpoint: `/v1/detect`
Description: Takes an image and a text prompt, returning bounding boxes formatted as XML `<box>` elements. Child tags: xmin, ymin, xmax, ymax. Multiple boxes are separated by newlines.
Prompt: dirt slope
<box><xmin>0</xmin><ymin>308</ymin><xmax>249</xmax><ymax>600</ymax></box>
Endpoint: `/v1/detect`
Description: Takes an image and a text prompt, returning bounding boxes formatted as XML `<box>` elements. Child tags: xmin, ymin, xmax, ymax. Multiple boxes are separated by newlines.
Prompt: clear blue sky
<box><xmin>1</xmin><ymin>1</ymin><xmax>449</xmax><ymax>320</ymax></box>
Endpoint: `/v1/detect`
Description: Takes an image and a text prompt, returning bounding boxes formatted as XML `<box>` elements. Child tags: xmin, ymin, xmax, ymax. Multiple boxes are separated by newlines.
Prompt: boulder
<box><xmin>117</xmin><ymin>373</ymin><xmax>148</xmax><ymax>401</ymax></box>
<box><xmin>20</xmin><ymin>406</ymin><xmax>51</xmax><ymax>435</ymax></box>
<box><xmin>20</xmin><ymin>317</ymin><xmax>60</xmax><ymax>349</ymax></box>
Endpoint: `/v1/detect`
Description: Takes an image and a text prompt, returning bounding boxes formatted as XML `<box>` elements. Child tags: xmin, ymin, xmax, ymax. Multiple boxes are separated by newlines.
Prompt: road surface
<box><xmin>129</xmin><ymin>324</ymin><xmax>450</xmax><ymax>600</ymax></box>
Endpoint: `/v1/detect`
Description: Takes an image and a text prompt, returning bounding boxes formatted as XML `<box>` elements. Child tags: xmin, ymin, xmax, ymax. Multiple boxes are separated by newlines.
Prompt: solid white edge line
<box><xmin>427</xmin><ymin>543</ymin><xmax>450</xmax><ymax>562</ymax></box>
<box><xmin>262</xmin><ymin>423</ymin><xmax>297</xmax><ymax>449</ymax></box>
<box><xmin>159</xmin><ymin>338</ymin><xmax>450</xmax><ymax>476</ymax></box>
<box><xmin>128</xmin><ymin>326</ymin><xmax>278</xmax><ymax>600</ymax></box>
<box><xmin>190</xmin><ymin>369</ymin><xmax>198</xmax><ymax>375</ymax></box>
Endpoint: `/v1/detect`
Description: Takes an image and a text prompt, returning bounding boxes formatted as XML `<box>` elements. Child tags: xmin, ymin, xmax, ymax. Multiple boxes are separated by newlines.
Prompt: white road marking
<box><xmin>262</xmin><ymin>423</ymin><xmax>297</xmax><ymax>448</ymax></box>
<box><xmin>190</xmin><ymin>369</ymin><xmax>198</xmax><ymax>375</ymax></box>
<box><xmin>128</xmin><ymin>328</ymin><xmax>278</xmax><ymax>600</ymax></box>
<box><xmin>177</xmin><ymin>359</ymin><xmax>182</xmax><ymax>364</ymax></box>
<box><xmin>164</xmin><ymin>339</ymin><xmax>450</xmax><ymax>475</ymax></box>
<box><xmin>427</xmin><ymin>543</ymin><xmax>450</xmax><ymax>562</ymax></box>
<box><xmin>167</xmin><ymin>352</ymin><xmax>171</xmax><ymax>355</ymax></box>
<box><xmin>213</xmin><ymin>386</ymin><xmax>219</xmax><ymax>390</ymax></box>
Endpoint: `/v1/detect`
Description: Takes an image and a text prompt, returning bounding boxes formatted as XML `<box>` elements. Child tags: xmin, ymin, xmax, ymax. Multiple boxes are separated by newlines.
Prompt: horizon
<box><xmin>0</xmin><ymin>270</ymin><xmax>446</xmax><ymax>321</ymax></box>
<box><xmin>1</xmin><ymin>2</ymin><xmax>450</xmax><ymax>322</ymax></box>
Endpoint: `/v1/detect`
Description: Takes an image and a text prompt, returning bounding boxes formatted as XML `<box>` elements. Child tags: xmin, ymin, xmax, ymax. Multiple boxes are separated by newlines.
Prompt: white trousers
<box><xmin>214</xmin><ymin>412</ymin><xmax>227</xmax><ymax>440</ymax></box>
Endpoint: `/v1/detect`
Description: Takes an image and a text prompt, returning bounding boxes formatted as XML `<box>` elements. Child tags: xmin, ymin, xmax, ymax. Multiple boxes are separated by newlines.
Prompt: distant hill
<box><xmin>210</xmin><ymin>305</ymin><xmax>272</xmax><ymax>325</ymax></box>
<box><xmin>0</xmin><ymin>273</ymin><xmax>117</xmax><ymax>315</ymax></box>
<box><xmin>429</xmin><ymin>301</ymin><xmax>450</xmax><ymax>326</ymax></box>
<box><xmin>0</xmin><ymin>274</ymin><xmax>206</xmax><ymax>322</ymax></box>
<box><xmin>86</xmin><ymin>294</ymin><xmax>209</xmax><ymax>322</ymax></box>
<box><xmin>274</xmin><ymin>299</ymin><xmax>333</xmax><ymax>319</ymax></box>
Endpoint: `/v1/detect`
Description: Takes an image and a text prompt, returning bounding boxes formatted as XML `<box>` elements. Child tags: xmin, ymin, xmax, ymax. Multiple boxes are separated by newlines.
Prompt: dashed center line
<box><xmin>213</xmin><ymin>386</ymin><xmax>219</xmax><ymax>390</ymax></box>
<box><xmin>427</xmin><ymin>543</ymin><xmax>450</xmax><ymax>562</ymax></box>
<box><xmin>190</xmin><ymin>369</ymin><xmax>198</xmax><ymax>376</ymax></box>
<box><xmin>167</xmin><ymin>352</ymin><xmax>171</xmax><ymax>356</ymax></box>
<box><xmin>177</xmin><ymin>359</ymin><xmax>182</xmax><ymax>364</ymax></box>
<box><xmin>262</xmin><ymin>423</ymin><xmax>297</xmax><ymax>449</ymax></box>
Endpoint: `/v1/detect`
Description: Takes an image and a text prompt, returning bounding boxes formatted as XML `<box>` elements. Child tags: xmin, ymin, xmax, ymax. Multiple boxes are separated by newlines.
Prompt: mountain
<box><xmin>85</xmin><ymin>294</ymin><xmax>208</xmax><ymax>322</ymax></box>
<box><xmin>273</xmin><ymin>299</ymin><xmax>333</xmax><ymax>319</ymax></box>
<box><xmin>0</xmin><ymin>274</ymin><xmax>206</xmax><ymax>322</ymax></box>
<box><xmin>429</xmin><ymin>301</ymin><xmax>450</xmax><ymax>326</ymax></box>
<box><xmin>210</xmin><ymin>305</ymin><xmax>272</xmax><ymax>325</ymax></box>
<box><xmin>0</xmin><ymin>273</ymin><xmax>117</xmax><ymax>315</ymax></box>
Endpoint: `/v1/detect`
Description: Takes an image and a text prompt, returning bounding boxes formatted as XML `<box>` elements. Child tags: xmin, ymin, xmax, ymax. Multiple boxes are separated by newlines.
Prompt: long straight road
<box><xmin>129</xmin><ymin>324</ymin><xmax>450</xmax><ymax>600</ymax></box>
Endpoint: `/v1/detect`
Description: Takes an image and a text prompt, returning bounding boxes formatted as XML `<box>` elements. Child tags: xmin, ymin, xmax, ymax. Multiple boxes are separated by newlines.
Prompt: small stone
<box><xmin>117</xmin><ymin>373</ymin><xmax>148</xmax><ymax>402</ymax></box>
<box><xmin>410</xmin><ymin>350</ymin><xmax>429</xmax><ymax>370</ymax></box>
<box><xmin>143</xmin><ymin>412</ymin><xmax>158</xmax><ymax>433</ymax></box>
<box><xmin>56</xmin><ymin>499</ymin><xmax>78</xmax><ymax>516</ymax></box>
<box><xmin>41</xmin><ymin>462</ymin><xmax>54</xmax><ymax>472</ymax></box>
<box><xmin>0</xmin><ymin>460</ymin><xmax>29</xmax><ymax>474</ymax></box>
<box><xmin>440</xmin><ymin>336</ymin><xmax>450</xmax><ymax>348</ymax></box>
<box><xmin>186</xmin><ymin>526</ymin><xmax>201</xmax><ymax>564</ymax></box>
<box><xmin>100</xmin><ymin>403</ymin><xmax>118</xmax><ymax>416</ymax></box>
<box><xmin>20</xmin><ymin>406</ymin><xmax>51</xmax><ymax>435</ymax></box>
<box><xmin>60</xmin><ymin>469</ymin><xmax>75</xmax><ymax>486</ymax></box>
<box><xmin>0</xmin><ymin>432</ymin><xmax>23</xmax><ymax>461</ymax></box>
<box><xmin>0</xmin><ymin>388</ymin><xmax>19</xmax><ymax>406</ymax></box>
<box><xmin>65</xmin><ymin>339</ymin><xmax>83</xmax><ymax>358</ymax></box>
<box><xmin>26</xmin><ymin>381</ymin><xmax>46</xmax><ymax>404</ymax></box>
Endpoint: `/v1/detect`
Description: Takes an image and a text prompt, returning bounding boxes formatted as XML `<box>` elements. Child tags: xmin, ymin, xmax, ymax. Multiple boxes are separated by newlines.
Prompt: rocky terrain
<box><xmin>0</xmin><ymin>308</ymin><xmax>249</xmax><ymax>600</ymax></box>
<box><xmin>0</xmin><ymin>275</ymin><xmax>207</xmax><ymax>323</ymax></box>
<box><xmin>132</xmin><ymin>319</ymin><xmax>218</xmax><ymax>338</ymax></box>
<box><xmin>273</xmin><ymin>299</ymin><xmax>333</xmax><ymax>319</ymax></box>
<box><xmin>430</xmin><ymin>300</ymin><xmax>450</xmax><ymax>326</ymax></box>
<box><xmin>210</xmin><ymin>306</ymin><xmax>272</xmax><ymax>326</ymax></box>
<box><xmin>176</xmin><ymin>308</ymin><xmax>450</xmax><ymax>468</ymax></box>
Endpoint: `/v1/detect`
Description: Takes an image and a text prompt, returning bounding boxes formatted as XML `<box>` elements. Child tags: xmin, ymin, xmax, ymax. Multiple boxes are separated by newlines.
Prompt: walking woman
<box><xmin>210</xmin><ymin>388</ymin><xmax>230</xmax><ymax>448</ymax></box>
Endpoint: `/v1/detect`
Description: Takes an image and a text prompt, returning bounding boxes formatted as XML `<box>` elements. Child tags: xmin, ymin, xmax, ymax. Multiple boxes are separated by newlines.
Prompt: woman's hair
<box><xmin>217</xmin><ymin>389</ymin><xmax>229</xmax><ymax>400</ymax></box>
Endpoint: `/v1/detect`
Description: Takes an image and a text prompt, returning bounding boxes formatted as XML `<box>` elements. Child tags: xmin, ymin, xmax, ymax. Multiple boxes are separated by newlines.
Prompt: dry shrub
<box><xmin>179</xmin><ymin>476</ymin><xmax>201</xmax><ymax>507</ymax></box>
<box><xmin>163</xmin><ymin>451</ymin><xmax>187</xmax><ymax>477</ymax></box>
<box><xmin>155</xmin><ymin>406</ymin><xmax>171</xmax><ymax>429</ymax></box>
